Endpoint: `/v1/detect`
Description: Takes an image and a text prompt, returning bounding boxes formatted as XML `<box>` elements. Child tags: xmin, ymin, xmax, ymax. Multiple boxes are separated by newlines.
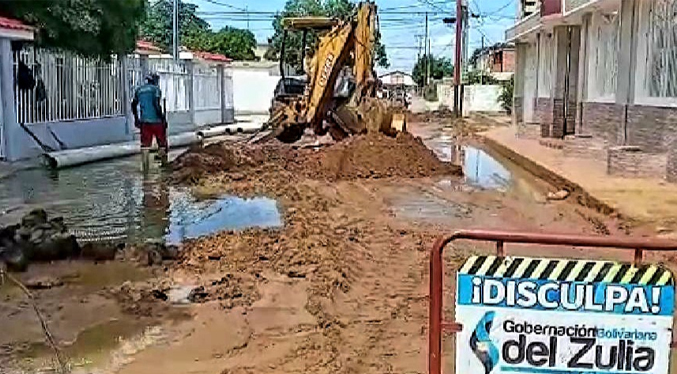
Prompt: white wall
<box><xmin>232</xmin><ymin>69</ymin><xmax>281</xmax><ymax>115</ymax></box>
<box><xmin>463</xmin><ymin>85</ymin><xmax>503</xmax><ymax>115</ymax></box>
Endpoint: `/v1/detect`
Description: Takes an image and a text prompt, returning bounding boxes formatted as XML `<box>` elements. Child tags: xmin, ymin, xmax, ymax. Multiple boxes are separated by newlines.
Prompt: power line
<box><xmin>200</xmin><ymin>0</ymin><xmax>246</xmax><ymax>11</ymax></box>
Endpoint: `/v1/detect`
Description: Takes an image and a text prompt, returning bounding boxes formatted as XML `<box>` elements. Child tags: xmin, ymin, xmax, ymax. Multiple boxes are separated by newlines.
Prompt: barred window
<box><xmin>587</xmin><ymin>12</ymin><xmax>619</xmax><ymax>101</ymax></box>
<box><xmin>638</xmin><ymin>0</ymin><xmax>677</xmax><ymax>100</ymax></box>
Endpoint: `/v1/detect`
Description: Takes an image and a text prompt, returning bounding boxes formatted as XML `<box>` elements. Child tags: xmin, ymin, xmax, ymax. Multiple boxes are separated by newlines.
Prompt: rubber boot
<box><xmin>141</xmin><ymin>148</ymin><xmax>151</xmax><ymax>173</ymax></box>
<box><xmin>158</xmin><ymin>147</ymin><xmax>169</xmax><ymax>167</ymax></box>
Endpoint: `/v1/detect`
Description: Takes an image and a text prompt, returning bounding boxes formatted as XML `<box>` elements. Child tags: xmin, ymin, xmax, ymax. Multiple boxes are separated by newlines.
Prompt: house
<box><xmin>474</xmin><ymin>44</ymin><xmax>516</xmax><ymax>81</ymax></box>
<box><xmin>507</xmin><ymin>0</ymin><xmax>677</xmax><ymax>181</ymax></box>
<box><xmin>379</xmin><ymin>71</ymin><xmax>416</xmax><ymax>88</ymax></box>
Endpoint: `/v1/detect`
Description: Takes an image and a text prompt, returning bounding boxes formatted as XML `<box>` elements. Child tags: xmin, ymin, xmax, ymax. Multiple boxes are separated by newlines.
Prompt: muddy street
<box><xmin>0</xmin><ymin>118</ymin><xmax>663</xmax><ymax>374</ymax></box>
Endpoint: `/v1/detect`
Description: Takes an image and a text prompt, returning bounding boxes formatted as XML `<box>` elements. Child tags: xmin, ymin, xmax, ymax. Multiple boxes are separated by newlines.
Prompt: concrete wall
<box><xmin>462</xmin><ymin>85</ymin><xmax>504</xmax><ymax>115</ymax></box>
<box><xmin>8</xmin><ymin>117</ymin><xmax>130</xmax><ymax>160</ymax></box>
<box><xmin>194</xmin><ymin>109</ymin><xmax>222</xmax><ymax>127</ymax></box>
<box><xmin>232</xmin><ymin>68</ymin><xmax>280</xmax><ymax>115</ymax></box>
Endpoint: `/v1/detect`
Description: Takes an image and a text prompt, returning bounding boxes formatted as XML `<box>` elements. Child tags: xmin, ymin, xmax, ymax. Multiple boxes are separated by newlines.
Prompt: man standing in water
<box><xmin>132</xmin><ymin>72</ymin><xmax>168</xmax><ymax>171</ymax></box>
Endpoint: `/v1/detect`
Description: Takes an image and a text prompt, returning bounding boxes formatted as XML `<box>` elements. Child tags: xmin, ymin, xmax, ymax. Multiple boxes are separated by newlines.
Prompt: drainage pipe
<box><xmin>43</xmin><ymin>132</ymin><xmax>202</xmax><ymax>169</ymax></box>
<box><xmin>197</xmin><ymin>122</ymin><xmax>264</xmax><ymax>138</ymax></box>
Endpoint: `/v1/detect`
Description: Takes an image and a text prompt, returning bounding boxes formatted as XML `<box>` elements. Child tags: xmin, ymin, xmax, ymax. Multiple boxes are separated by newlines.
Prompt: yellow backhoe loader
<box><xmin>265</xmin><ymin>1</ymin><xmax>406</xmax><ymax>143</ymax></box>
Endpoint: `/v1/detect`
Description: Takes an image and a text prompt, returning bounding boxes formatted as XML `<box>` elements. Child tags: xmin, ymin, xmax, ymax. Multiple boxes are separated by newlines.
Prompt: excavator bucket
<box><xmin>355</xmin><ymin>98</ymin><xmax>407</xmax><ymax>136</ymax></box>
<box><xmin>391</xmin><ymin>112</ymin><xmax>407</xmax><ymax>133</ymax></box>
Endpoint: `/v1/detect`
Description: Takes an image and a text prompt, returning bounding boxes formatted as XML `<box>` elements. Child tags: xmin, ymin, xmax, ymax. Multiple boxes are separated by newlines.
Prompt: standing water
<box><xmin>0</xmin><ymin>151</ymin><xmax>282</xmax><ymax>244</ymax></box>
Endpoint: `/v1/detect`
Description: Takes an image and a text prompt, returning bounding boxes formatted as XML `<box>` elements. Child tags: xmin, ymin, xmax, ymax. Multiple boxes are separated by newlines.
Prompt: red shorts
<box><xmin>140</xmin><ymin>123</ymin><xmax>168</xmax><ymax>149</ymax></box>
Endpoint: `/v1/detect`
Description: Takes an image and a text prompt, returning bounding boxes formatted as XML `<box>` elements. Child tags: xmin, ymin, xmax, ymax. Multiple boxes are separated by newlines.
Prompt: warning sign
<box><xmin>455</xmin><ymin>256</ymin><xmax>675</xmax><ymax>374</ymax></box>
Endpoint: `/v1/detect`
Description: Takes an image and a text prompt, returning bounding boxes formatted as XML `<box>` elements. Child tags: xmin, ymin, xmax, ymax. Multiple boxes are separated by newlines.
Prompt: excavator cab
<box><xmin>266</xmin><ymin>2</ymin><xmax>406</xmax><ymax>143</ymax></box>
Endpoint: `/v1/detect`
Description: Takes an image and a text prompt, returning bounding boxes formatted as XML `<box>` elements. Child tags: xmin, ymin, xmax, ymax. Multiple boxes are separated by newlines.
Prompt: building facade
<box><xmin>508</xmin><ymin>0</ymin><xmax>677</xmax><ymax>181</ymax></box>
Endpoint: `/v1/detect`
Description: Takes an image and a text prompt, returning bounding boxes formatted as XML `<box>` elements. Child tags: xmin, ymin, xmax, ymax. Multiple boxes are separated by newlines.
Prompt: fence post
<box><xmin>139</xmin><ymin>55</ymin><xmax>149</xmax><ymax>78</ymax></box>
<box><xmin>217</xmin><ymin>63</ymin><xmax>226</xmax><ymax>124</ymax></box>
<box><xmin>186</xmin><ymin>59</ymin><xmax>195</xmax><ymax>128</ymax></box>
<box><xmin>0</xmin><ymin>39</ymin><xmax>19</xmax><ymax>161</ymax></box>
<box><xmin>120</xmin><ymin>55</ymin><xmax>134</xmax><ymax>138</ymax></box>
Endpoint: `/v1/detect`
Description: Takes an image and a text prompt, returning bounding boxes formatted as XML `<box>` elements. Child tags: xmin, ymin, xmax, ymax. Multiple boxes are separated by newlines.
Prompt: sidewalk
<box><xmin>481</xmin><ymin>126</ymin><xmax>677</xmax><ymax>231</ymax></box>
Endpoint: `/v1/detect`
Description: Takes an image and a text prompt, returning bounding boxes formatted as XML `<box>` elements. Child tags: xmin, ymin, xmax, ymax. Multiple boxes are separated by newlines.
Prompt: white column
<box><xmin>217</xmin><ymin>64</ymin><xmax>226</xmax><ymax>124</ymax></box>
<box><xmin>120</xmin><ymin>55</ymin><xmax>134</xmax><ymax>137</ymax></box>
<box><xmin>0</xmin><ymin>39</ymin><xmax>19</xmax><ymax>161</ymax></box>
<box><xmin>186</xmin><ymin>59</ymin><xmax>195</xmax><ymax>127</ymax></box>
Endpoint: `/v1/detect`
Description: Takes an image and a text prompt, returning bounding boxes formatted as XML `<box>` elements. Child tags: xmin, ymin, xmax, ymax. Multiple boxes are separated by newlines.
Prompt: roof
<box><xmin>136</xmin><ymin>40</ymin><xmax>162</xmax><ymax>53</ymax></box>
<box><xmin>0</xmin><ymin>17</ymin><xmax>33</xmax><ymax>32</ymax></box>
<box><xmin>379</xmin><ymin>70</ymin><xmax>413</xmax><ymax>78</ymax></box>
<box><xmin>193</xmin><ymin>51</ymin><xmax>232</xmax><ymax>63</ymax></box>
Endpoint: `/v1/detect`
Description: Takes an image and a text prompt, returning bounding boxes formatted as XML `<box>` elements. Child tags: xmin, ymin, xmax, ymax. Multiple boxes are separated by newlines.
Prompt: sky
<box><xmin>184</xmin><ymin>0</ymin><xmax>517</xmax><ymax>74</ymax></box>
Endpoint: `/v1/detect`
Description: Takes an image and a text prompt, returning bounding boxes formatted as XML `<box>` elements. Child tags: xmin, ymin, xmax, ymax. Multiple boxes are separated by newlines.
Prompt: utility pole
<box><xmin>453</xmin><ymin>0</ymin><xmax>463</xmax><ymax>117</ymax></box>
<box><xmin>416</xmin><ymin>34</ymin><xmax>423</xmax><ymax>60</ymax></box>
<box><xmin>425</xmin><ymin>12</ymin><xmax>430</xmax><ymax>86</ymax></box>
<box><xmin>246</xmin><ymin>6</ymin><xmax>250</xmax><ymax>30</ymax></box>
<box><xmin>172</xmin><ymin>0</ymin><xmax>179</xmax><ymax>60</ymax></box>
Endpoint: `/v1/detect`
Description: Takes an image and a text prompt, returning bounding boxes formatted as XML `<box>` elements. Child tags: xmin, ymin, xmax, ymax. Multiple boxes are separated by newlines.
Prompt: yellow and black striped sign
<box><xmin>458</xmin><ymin>256</ymin><xmax>674</xmax><ymax>286</ymax></box>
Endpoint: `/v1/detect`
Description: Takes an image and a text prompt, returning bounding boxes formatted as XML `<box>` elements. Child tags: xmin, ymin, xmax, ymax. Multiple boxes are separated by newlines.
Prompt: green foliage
<box><xmin>3</xmin><ymin>0</ymin><xmax>146</xmax><ymax>58</ymax></box>
<box><xmin>266</xmin><ymin>0</ymin><xmax>389</xmax><ymax>72</ymax></box>
<box><xmin>466</xmin><ymin>70</ymin><xmax>498</xmax><ymax>85</ymax></box>
<box><xmin>423</xmin><ymin>83</ymin><xmax>438</xmax><ymax>102</ymax></box>
<box><xmin>411</xmin><ymin>54</ymin><xmax>454</xmax><ymax>87</ymax></box>
<box><xmin>140</xmin><ymin>0</ymin><xmax>256</xmax><ymax>60</ymax></box>
<box><xmin>499</xmin><ymin>76</ymin><xmax>514</xmax><ymax>114</ymax></box>
<box><xmin>204</xmin><ymin>27</ymin><xmax>257</xmax><ymax>61</ymax></box>
<box><xmin>140</xmin><ymin>0</ymin><xmax>210</xmax><ymax>51</ymax></box>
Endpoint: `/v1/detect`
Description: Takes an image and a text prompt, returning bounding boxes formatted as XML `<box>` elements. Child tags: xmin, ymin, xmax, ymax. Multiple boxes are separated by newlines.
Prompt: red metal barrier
<box><xmin>428</xmin><ymin>229</ymin><xmax>677</xmax><ymax>374</ymax></box>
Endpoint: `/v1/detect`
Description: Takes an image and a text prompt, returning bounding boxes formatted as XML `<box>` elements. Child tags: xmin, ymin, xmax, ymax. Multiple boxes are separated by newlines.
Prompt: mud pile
<box><xmin>0</xmin><ymin>209</ymin><xmax>79</xmax><ymax>272</ymax></box>
<box><xmin>302</xmin><ymin>132</ymin><xmax>461</xmax><ymax>180</ymax></box>
<box><xmin>171</xmin><ymin>132</ymin><xmax>461</xmax><ymax>183</ymax></box>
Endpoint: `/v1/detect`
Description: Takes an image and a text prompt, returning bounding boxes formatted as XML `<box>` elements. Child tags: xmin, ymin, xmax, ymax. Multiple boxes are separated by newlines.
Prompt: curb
<box><xmin>479</xmin><ymin>134</ymin><xmax>619</xmax><ymax>217</ymax></box>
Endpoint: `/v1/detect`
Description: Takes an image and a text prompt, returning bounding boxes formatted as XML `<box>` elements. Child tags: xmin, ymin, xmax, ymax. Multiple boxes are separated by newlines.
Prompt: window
<box><xmin>587</xmin><ymin>11</ymin><xmax>619</xmax><ymax>101</ymax></box>
<box><xmin>637</xmin><ymin>0</ymin><xmax>677</xmax><ymax>102</ymax></box>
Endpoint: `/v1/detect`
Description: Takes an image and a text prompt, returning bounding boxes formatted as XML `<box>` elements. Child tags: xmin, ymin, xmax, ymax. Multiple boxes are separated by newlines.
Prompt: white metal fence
<box><xmin>13</xmin><ymin>47</ymin><xmax>123</xmax><ymax>125</ymax></box>
<box><xmin>148</xmin><ymin>58</ymin><xmax>190</xmax><ymax>112</ymax></box>
<box><xmin>11</xmin><ymin>47</ymin><xmax>234</xmax><ymax>130</ymax></box>
<box><xmin>194</xmin><ymin>63</ymin><xmax>221</xmax><ymax>110</ymax></box>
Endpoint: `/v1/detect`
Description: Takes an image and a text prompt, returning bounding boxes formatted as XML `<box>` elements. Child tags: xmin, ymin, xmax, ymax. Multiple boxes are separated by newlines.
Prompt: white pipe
<box><xmin>44</xmin><ymin>132</ymin><xmax>203</xmax><ymax>169</ymax></box>
<box><xmin>197</xmin><ymin>122</ymin><xmax>264</xmax><ymax>138</ymax></box>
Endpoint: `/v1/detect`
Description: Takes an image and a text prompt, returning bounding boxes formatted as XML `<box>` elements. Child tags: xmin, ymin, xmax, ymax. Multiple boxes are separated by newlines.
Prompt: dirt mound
<box><xmin>303</xmin><ymin>132</ymin><xmax>461</xmax><ymax>180</ymax></box>
<box><xmin>170</xmin><ymin>132</ymin><xmax>461</xmax><ymax>183</ymax></box>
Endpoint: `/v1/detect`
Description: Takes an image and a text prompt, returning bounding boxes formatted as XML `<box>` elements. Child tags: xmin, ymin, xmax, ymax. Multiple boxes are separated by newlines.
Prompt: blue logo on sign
<box><xmin>470</xmin><ymin>311</ymin><xmax>499</xmax><ymax>374</ymax></box>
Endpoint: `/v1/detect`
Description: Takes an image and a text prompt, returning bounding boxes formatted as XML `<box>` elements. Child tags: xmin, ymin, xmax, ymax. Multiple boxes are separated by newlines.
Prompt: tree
<box><xmin>411</xmin><ymin>54</ymin><xmax>454</xmax><ymax>87</ymax></box>
<box><xmin>139</xmin><ymin>0</ymin><xmax>256</xmax><ymax>60</ymax></box>
<box><xmin>499</xmin><ymin>76</ymin><xmax>514</xmax><ymax>114</ymax></box>
<box><xmin>2</xmin><ymin>0</ymin><xmax>146</xmax><ymax>58</ymax></box>
<box><xmin>466</xmin><ymin>70</ymin><xmax>498</xmax><ymax>85</ymax></box>
<box><xmin>266</xmin><ymin>0</ymin><xmax>389</xmax><ymax>72</ymax></box>
<box><xmin>140</xmin><ymin>0</ymin><xmax>210</xmax><ymax>52</ymax></box>
<box><xmin>205</xmin><ymin>27</ymin><xmax>257</xmax><ymax>61</ymax></box>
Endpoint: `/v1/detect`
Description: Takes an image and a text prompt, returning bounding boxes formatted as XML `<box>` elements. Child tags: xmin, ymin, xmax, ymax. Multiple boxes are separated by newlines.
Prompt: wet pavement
<box><xmin>0</xmin><ymin>149</ymin><xmax>282</xmax><ymax>245</ymax></box>
<box><xmin>460</xmin><ymin>146</ymin><xmax>512</xmax><ymax>190</ymax></box>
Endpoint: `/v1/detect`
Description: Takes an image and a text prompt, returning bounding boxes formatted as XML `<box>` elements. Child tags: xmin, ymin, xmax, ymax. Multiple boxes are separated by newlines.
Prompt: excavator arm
<box><xmin>266</xmin><ymin>1</ymin><xmax>406</xmax><ymax>143</ymax></box>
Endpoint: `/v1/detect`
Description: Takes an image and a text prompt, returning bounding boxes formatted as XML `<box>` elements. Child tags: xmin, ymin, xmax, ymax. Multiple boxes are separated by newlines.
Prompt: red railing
<box><xmin>428</xmin><ymin>229</ymin><xmax>677</xmax><ymax>374</ymax></box>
